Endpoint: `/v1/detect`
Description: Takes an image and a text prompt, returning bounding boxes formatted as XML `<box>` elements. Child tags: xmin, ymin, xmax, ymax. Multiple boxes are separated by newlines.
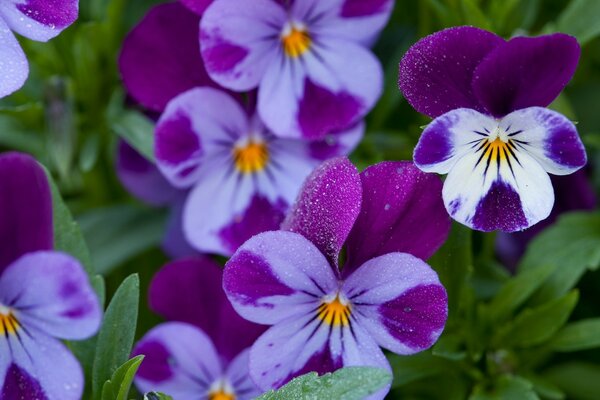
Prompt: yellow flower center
<box><xmin>0</xmin><ymin>308</ymin><xmax>20</xmax><ymax>336</ymax></box>
<box><xmin>233</xmin><ymin>140</ymin><xmax>269</xmax><ymax>174</ymax></box>
<box><xmin>282</xmin><ymin>26</ymin><xmax>312</xmax><ymax>58</ymax></box>
<box><xmin>209</xmin><ymin>391</ymin><xmax>236</xmax><ymax>400</ymax></box>
<box><xmin>317</xmin><ymin>295</ymin><xmax>351</xmax><ymax>327</ymax></box>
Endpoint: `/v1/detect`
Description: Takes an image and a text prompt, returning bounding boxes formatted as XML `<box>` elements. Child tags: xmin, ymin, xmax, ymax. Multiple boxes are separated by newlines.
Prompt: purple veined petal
<box><xmin>179</xmin><ymin>0</ymin><xmax>213</xmax><ymax>15</ymax></box>
<box><xmin>4</xmin><ymin>331</ymin><xmax>83</xmax><ymax>400</ymax></box>
<box><xmin>118</xmin><ymin>3</ymin><xmax>218</xmax><ymax>112</ymax></box>
<box><xmin>148</xmin><ymin>258</ymin><xmax>265</xmax><ymax>362</ymax></box>
<box><xmin>160</xmin><ymin>197</ymin><xmax>198</xmax><ymax>259</ymax></box>
<box><xmin>223</xmin><ymin>231</ymin><xmax>338</xmax><ymax>325</ymax></box>
<box><xmin>399</xmin><ymin>26</ymin><xmax>504</xmax><ymax>118</ymax></box>
<box><xmin>200</xmin><ymin>0</ymin><xmax>284</xmax><ymax>91</ymax></box>
<box><xmin>281</xmin><ymin>157</ymin><xmax>362</xmax><ymax>266</ymax></box>
<box><xmin>0</xmin><ymin>251</ymin><xmax>101</xmax><ymax>340</ymax></box>
<box><xmin>473</xmin><ymin>33</ymin><xmax>580</xmax><ymax>117</ymax></box>
<box><xmin>0</xmin><ymin>18</ymin><xmax>28</xmax><ymax>98</ymax></box>
<box><xmin>343</xmin><ymin>253</ymin><xmax>447</xmax><ymax>355</ymax></box>
<box><xmin>132</xmin><ymin>322</ymin><xmax>223</xmax><ymax>398</ymax></box>
<box><xmin>0</xmin><ymin>152</ymin><xmax>52</xmax><ymax>274</ymax></box>
<box><xmin>344</xmin><ymin>162</ymin><xmax>450</xmax><ymax>274</ymax></box>
<box><xmin>116</xmin><ymin>140</ymin><xmax>180</xmax><ymax>206</ymax></box>
<box><xmin>155</xmin><ymin>87</ymin><xmax>248</xmax><ymax>188</ymax></box>
<box><xmin>307</xmin><ymin>121</ymin><xmax>365</xmax><ymax>161</ymax></box>
<box><xmin>225</xmin><ymin>349</ymin><xmax>262</xmax><ymax>400</ymax></box>
<box><xmin>0</xmin><ymin>0</ymin><xmax>78</xmax><ymax>42</ymax></box>
<box><xmin>499</xmin><ymin>107</ymin><xmax>586</xmax><ymax>175</ymax></box>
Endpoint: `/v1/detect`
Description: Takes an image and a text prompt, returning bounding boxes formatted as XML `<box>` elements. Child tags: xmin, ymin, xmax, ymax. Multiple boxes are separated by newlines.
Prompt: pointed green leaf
<box><xmin>550</xmin><ymin>318</ymin><xmax>600</xmax><ymax>352</ymax></box>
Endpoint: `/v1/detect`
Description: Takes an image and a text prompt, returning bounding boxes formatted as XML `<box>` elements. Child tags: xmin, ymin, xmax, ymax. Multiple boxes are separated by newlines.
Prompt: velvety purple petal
<box><xmin>200</xmin><ymin>0</ymin><xmax>283</xmax><ymax>91</ymax></box>
<box><xmin>307</xmin><ymin>122</ymin><xmax>364</xmax><ymax>161</ymax></box>
<box><xmin>399</xmin><ymin>26</ymin><xmax>504</xmax><ymax>118</ymax></box>
<box><xmin>0</xmin><ymin>19</ymin><xmax>28</xmax><ymax>98</ymax></box>
<box><xmin>155</xmin><ymin>87</ymin><xmax>248</xmax><ymax>188</ymax></box>
<box><xmin>0</xmin><ymin>152</ymin><xmax>52</xmax><ymax>273</ymax></box>
<box><xmin>133</xmin><ymin>322</ymin><xmax>222</xmax><ymax>398</ymax></box>
<box><xmin>223</xmin><ymin>231</ymin><xmax>337</xmax><ymax>325</ymax></box>
<box><xmin>473</xmin><ymin>33</ymin><xmax>580</xmax><ymax>117</ymax></box>
<box><xmin>225</xmin><ymin>349</ymin><xmax>261</xmax><ymax>400</ymax></box>
<box><xmin>281</xmin><ymin>157</ymin><xmax>362</xmax><ymax>266</ymax></box>
<box><xmin>179</xmin><ymin>0</ymin><xmax>213</xmax><ymax>15</ymax></box>
<box><xmin>1</xmin><ymin>364</ymin><xmax>47</xmax><ymax>400</ymax></box>
<box><xmin>0</xmin><ymin>0</ymin><xmax>78</xmax><ymax>42</ymax></box>
<box><xmin>0</xmin><ymin>251</ymin><xmax>101</xmax><ymax>340</ymax></box>
<box><xmin>118</xmin><ymin>3</ymin><xmax>216</xmax><ymax>112</ymax></box>
<box><xmin>344</xmin><ymin>162</ymin><xmax>450</xmax><ymax>273</ymax></box>
<box><xmin>116</xmin><ymin>140</ymin><xmax>179</xmax><ymax>206</ymax></box>
<box><xmin>160</xmin><ymin>198</ymin><xmax>198</xmax><ymax>259</ymax></box>
<box><xmin>148</xmin><ymin>257</ymin><xmax>265</xmax><ymax>362</ymax></box>
<box><xmin>343</xmin><ymin>253</ymin><xmax>447</xmax><ymax>355</ymax></box>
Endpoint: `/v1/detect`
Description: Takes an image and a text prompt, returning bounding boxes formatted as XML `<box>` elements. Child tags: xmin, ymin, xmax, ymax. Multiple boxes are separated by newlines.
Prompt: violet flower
<box><xmin>223</xmin><ymin>157</ymin><xmax>450</xmax><ymax>398</ymax></box>
<box><xmin>155</xmin><ymin>87</ymin><xmax>363</xmax><ymax>256</ymax></box>
<box><xmin>0</xmin><ymin>0</ymin><xmax>78</xmax><ymax>97</ymax></box>
<box><xmin>133</xmin><ymin>258</ymin><xmax>265</xmax><ymax>399</ymax></box>
<box><xmin>200</xmin><ymin>0</ymin><xmax>393</xmax><ymax>139</ymax></box>
<box><xmin>399</xmin><ymin>26</ymin><xmax>588</xmax><ymax>232</ymax></box>
<box><xmin>0</xmin><ymin>152</ymin><xmax>101</xmax><ymax>399</ymax></box>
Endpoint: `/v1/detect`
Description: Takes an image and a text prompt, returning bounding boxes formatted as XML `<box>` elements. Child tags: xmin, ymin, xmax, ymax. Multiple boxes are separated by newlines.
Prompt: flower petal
<box><xmin>281</xmin><ymin>157</ymin><xmax>362</xmax><ymax>266</ymax></box>
<box><xmin>344</xmin><ymin>162</ymin><xmax>450</xmax><ymax>273</ymax></box>
<box><xmin>306</xmin><ymin>122</ymin><xmax>364</xmax><ymax>161</ymax></box>
<box><xmin>0</xmin><ymin>19</ymin><xmax>28</xmax><ymax>98</ymax></box>
<box><xmin>0</xmin><ymin>152</ymin><xmax>52</xmax><ymax>273</ymax></box>
<box><xmin>223</xmin><ymin>231</ymin><xmax>337</xmax><ymax>325</ymax></box>
<box><xmin>0</xmin><ymin>0</ymin><xmax>78</xmax><ymax>42</ymax></box>
<box><xmin>200</xmin><ymin>0</ymin><xmax>283</xmax><ymax>91</ymax></box>
<box><xmin>225</xmin><ymin>349</ymin><xmax>261</xmax><ymax>400</ymax></box>
<box><xmin>473</xmin><ymin>33</ymin><xmax>580</xmax><ymax>117</ymax></box>
<box><xmin>149</xmin><ymin>257</ymin><xmax>265</xmax><ymax>361</ymax></box>
<box><xmin>399</xmin><ymin>26</ymin><xmax>504</xmax><ymax>118</ymax></box>
<box><xmin>119</xmin><ymin>3</ymin><xmax>216</xmax><ymax>112</ymax></box>
<box><xmin>161</xmin><ymin>198</ymin><xmax>198</xmax><ymax>259</ymax></box>
<box><xmin>179</xmin><ymin>0</ymin><xmax>213</xmax><ymax>15</ymax></box>
<box><xmin>343</xmin><ymin>253</ymin><xmax>447</xmax><ymax>355</ymax></box>
<box><xmin>0</xmin><ymin>251</ymin><xmax>101</xmax><ymax>340</ymax></box>
<box><xmin>132</xmin><ymin>322</ymin><xmax>222</xmax><ymax>398</ymax></box>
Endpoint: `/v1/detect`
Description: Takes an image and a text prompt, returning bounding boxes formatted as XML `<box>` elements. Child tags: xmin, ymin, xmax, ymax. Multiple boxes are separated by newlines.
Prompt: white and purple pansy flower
<box><xmin>0</xmin><ymin>0</ymin><xmax>78</xmax><ymax>98</ymax></box>
<box><xmin>154</xmin><ymin>87</ymin><xmax>363</xmax><ymax>256</ymax></box>
<box><xmin>133</xmin><ymin>257</ymin><xmax>265</xmax><ymax>399</ymax></box>
<box><xmin>223</xmin><ymin>157</ymin><xmax>451</xmax><ymax>398</ymax></box>
<box><xmin>399</xmin><ymin>26</ymin><xmax>588</xmax><ymax>232</ymax></box>
<box><xmin>200</xmin><ymin>0</ymin><xmax>392</xmax><ymax>139</ymax></box>
<box><xmin>0</xmin><ymin>152</ymin><xmax>101</xmax><ymax>399</ymax></box>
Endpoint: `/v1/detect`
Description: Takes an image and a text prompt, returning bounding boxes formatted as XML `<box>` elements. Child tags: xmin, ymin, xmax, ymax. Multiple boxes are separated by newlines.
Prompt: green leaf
<box><xmin>92</xmin><ymin>274</ymin><xmax>140</xmax><ymax>399</ymax></box>
<box><xmin>470</xmin><ymin>375</ymin><xmax>539</xmax><ymax>400</ymax></box>
<box><xmin>494</xmin><ymin>290</ymin><xmax>579</xmax><ymax>348</ymax></box>
<box><xmin>100</xmin><ymin>355</ymin><xmax>144</xmax><ymax>400</ymax></box>
<box><xmin>543</xmin><ymin>362</ymin><xmax>600</xmax><ymax>400</ymax></box>
<box><xmin>112</xmin><ymin>110</ymin><xmax>155</xmax><ymax>162</ymax></box>
<box><xmin>554</xmin><ymin>0</ymin><xmax>600</xmax><ymax>45</ymax></box>
<box><xmin>550</xmin><ymin>318</ymin><xmax>600</xmax><ymax>352</ymax></box>
<box><xmin>388</xmin><ymin>351</ymin><xmax>454</xmax><ymax>388</ymax></box>
<box><xmin>256</xmin><ymin>367</ymin><xmax>391</xmax><ymax>400</ymax></box>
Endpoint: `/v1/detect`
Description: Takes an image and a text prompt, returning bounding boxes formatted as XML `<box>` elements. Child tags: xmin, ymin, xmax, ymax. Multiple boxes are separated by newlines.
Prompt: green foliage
<box><xmin>112</xmin><ymin>110</ymin><xmax>155</xmax><ymax>163</ymax></box>
<box><xmin>101</xmin><ymin>355</ymin><xmax>144</xmax><ymax>400</ymax></box>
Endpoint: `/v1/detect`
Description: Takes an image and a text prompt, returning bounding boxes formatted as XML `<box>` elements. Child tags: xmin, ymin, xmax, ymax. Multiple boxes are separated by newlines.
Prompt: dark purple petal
<box><xmin>281</xmin><ymin>157</ymin><xmax>362</xmax><ymax>266</ymax></box>
<box><xmin>472</xmin><ymin>33</ymin><xmax>580</xmax><ymax>117</ymax></box>
<box><xmin>179</xmin><ymin>0</ymin><xmax>213</xmax><ymax>15</ymax></box>
<box><xmin>0</xmin><ymin>152</ymin><xmax>52</xmax><ymax>274</ymax></box>
<box><xmin>118</xmin><ymin>3</ymin><xmax>217</xmax><ymax>112</ymax></box>
<box><xmin>1</xmin><ymin>364</ymin><xmax>47</xmax><ymax>400</ymax></box>
<box><xmin>161</xmin><ymin>198</ymin><xmax>198</xmax><ymax>259</ymax></box>
<box><xmin>1</xmin><ymin>0</ymin><xmax>77</xmax><ymax>42</ymax></box>
<box><xmin>341</xmin><ymin>0</ymin><xmax>390</xmax><ymax>17</ymax></box>
<box><xmin>345</xmin><ymin>162</ymin><xmax>450</xmax><ymax>273</ymax></box>
<box><xmin>307</xmin><ymin>122</ymin><xmax>364</xmax><ymax>161</ymax></box>
<box><xmin>471</xmin><ymin>180</ymin><xmax>528</xmax><ymax>232</ymax></box>
<box><xmin>399</xmin><ymin>26</ymin><xmax>504</xmax><ymax>118</ymax></box>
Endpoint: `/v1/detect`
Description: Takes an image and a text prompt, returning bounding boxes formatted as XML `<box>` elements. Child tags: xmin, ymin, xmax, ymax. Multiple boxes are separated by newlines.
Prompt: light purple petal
<box><xmin>399</xmin><ymin>26</ymin><xmax>504</xmax><ymax>118</ymax></box>
<box><xmin>223</xmin><ymin>231</ymin><xmax>337</xmax><ymax>325</ymax></box>
<box><xmin>0</xmin><ymin>152</ymin><xmax>52</xmax><ymax>274</ymax></box>
<box><xmin>307</xmin><ymin>122</ymin><xmax>364</xmax><ymax>161</ymax></box>
<box><xmin>149</xmin><ymin>257</ymin><xmax>265</xmax><ymax>362</ymax></box>
<box><xmin>0</xmin><ymin>0</ymin><xmax>78</xmax><ymax>42</ymax></box>
<box><xmin>344</xmin><ymin>162</ymin><xmax>450</xmax><ymax>273</ymax></box>
<box><xmin>161</xmin><ymin>198</ymin><xmax>198</xmax><ymax>259</ymax></box>
<box><xmin>133</xmin><ymin>322</ymin><xmax>222</xmax><ymax>398</ymax></box>
<box><xmin>473</xmin><ymin>33</ymin><xmax>580</xmax><ymax>117</ymax></box>
<box><xmin>0</xmin><ymin>251</ymin><xmax>101</xmax><ymax>340</ymax></box>
<box><xmin>179</xmin><ymin>0</ymin><xmax>213</xmax><ymax>15</ymax></box>
<box><xmin>225</xmin><ymin>349</ymin><xmax>261</xmax><ymax>400</ymax></box>
<box><xmin>281</xmin><ymin>157</ymin><xmax>362</xmax><ymax>266</ymax></box>
<box><xmin>343</xmin><ymin>253</ymin><xmax>447</xmax><ymax>355</ymax></box>
<box><xmin>0</xmin><ymin>18</ymin><xmax>28</xmax><ymax>98</ymax></box>
<box><xmin>116</xmin><ymin>140</ymin><xmax>179</xmax><ymax>206</ymax></box>
<box><xmin>118</xmin><ymin>3</ymin><xmax>216</xmax><ymax>112</ymax></box>
<box><xmin>200</xmin><ymin>0</ymin><xmax>283</xmax><ymax>91</ymax></box>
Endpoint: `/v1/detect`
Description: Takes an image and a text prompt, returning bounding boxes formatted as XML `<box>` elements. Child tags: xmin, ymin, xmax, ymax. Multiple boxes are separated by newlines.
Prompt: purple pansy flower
<box><xmin>0</xmin><ymin>152</ymin><xmax>101</xmax><ymax>399</ymax></box>
<box><xmin>200</xmin><ymin>0</ymin><xmax>393</xmax><ymax>139</ymax></box>
<box><xmin>133</xmin><ymin>257</ymin><xmax>265</xmax><ymax>399</ymax></box>
<box><xmin>0</xmin><ymin>0</ymin><xmax>78</xmax><ymax>97</ymax></box>
<box><xmin>399</xmin><ymin>26</ymin><xmax>588</xmax><ymax>232</ymax></box>
<box><xmin>223</xmin><ymin>157</ymin><xmax>450</xmax><ymax>397</ymax></box>
<box><xmin>155</xmin><ymin>87</ymin><xmax>363</xmax><ymax>256</ymax></box>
